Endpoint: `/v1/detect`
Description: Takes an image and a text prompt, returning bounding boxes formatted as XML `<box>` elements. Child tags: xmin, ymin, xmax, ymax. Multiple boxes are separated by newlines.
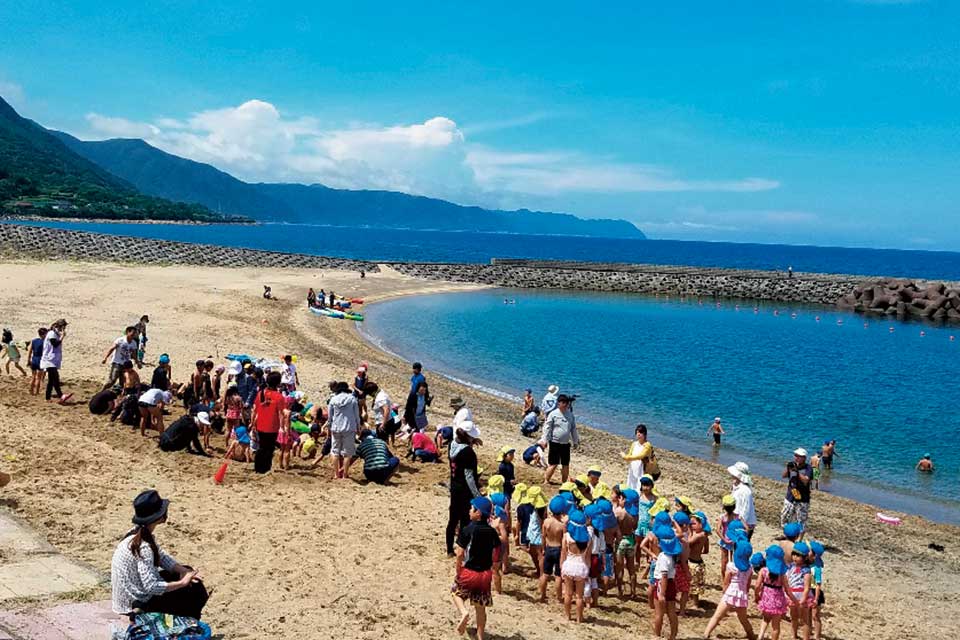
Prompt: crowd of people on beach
<box><xmin>0</xmin><ymin>295</ymin><xmax>851</xmax><ymax>640</ymax></box>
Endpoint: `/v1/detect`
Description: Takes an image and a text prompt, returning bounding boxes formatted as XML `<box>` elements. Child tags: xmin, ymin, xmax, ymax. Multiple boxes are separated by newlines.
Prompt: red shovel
<box><xmin>213</xmin><ymin>462</ymin><xmax>229</xmax><ymax>484</ymax></box>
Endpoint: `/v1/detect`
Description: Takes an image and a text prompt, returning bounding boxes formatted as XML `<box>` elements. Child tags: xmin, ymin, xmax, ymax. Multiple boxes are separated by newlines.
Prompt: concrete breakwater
<box><xmin>0</xmin><ymin>223</ymin><xmax>376</xmax><ymax>272</ymax></box>
<box><xmin>3</xmin><ymin>223</ymin><xmax>959</xmax><ymax>319</ymax></box>
<box><xmin>387</xmin><ymin>260</ymin><xmax>871</xmax><ymax>305</ymax></box>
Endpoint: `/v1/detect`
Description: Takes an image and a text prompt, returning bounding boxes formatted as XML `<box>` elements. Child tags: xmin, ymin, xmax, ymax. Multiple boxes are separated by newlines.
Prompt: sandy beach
<box><xmin>0</xmin><ymin>258</ymin><xmax>957</xmax><ymax>640</ymax></box>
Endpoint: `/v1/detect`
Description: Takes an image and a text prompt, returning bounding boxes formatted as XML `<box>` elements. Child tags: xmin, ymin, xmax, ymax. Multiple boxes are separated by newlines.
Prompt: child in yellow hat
<box><xmin>718</xmin><ymin>494</ymin><xmax>741</xmax><ymax>582</ymax></box>
<box><xmin>516</xmin><ymin>486</ymin><xmax>548</xmax><ymax>575</ymax></box>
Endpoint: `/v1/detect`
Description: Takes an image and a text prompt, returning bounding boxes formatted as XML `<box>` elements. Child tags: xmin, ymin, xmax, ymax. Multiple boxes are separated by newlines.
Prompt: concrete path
<box><xmin>0</xmin><ymin>510</ymin><xmax>114</xmax><ymax>639</ymax></box>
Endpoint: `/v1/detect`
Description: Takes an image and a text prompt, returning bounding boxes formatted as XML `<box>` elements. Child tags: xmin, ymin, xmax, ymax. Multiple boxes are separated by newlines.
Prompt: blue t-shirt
<box><xmin>523</xmin><ymin>444</ymin><xmax>539</xmax><ymax>464</ymax></box>
<box><xmin>410</xmin><ymin>372</ymin><xmax>426</xmax><ymax>393</ymax></box>
<box><xmin>29</xmin><ymin>337</ymin><xmax>44</xmax><ymax>366</ymax></box>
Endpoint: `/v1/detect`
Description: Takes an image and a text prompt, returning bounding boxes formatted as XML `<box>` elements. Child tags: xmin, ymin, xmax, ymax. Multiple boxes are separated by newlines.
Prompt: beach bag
<box><xmin>646</xmin><ymin>450</ymin><xmax>661</xmax><ymax>480</ymax></box>
<box><xmin>117</xmin><ymin>613</ymin><xmax>211</xmax><ymax>640</ymax></box>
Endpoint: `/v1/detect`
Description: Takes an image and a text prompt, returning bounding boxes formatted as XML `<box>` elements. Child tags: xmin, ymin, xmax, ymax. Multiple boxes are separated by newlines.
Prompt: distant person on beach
<box><xmin>916</xmin><ymin>453</ymin><xmax>934</xmax><ymax>473</ymax></box>
<box><xmin>542</xmin><ymin>394</ymin><xmax>579</xmax><ymax>485</ymax></box>
<box><xmin>728</xmin><ymin>462</ymin><xmax>756</xmax><ymax>539</ymax></box>
<box><xmin>410</xmin><ymin>361</ymin><xmax>426</xmax><ymax>394</ymax></box>
<box><xmin>280</xmin><ymin>354</ymin><xmax>299</xmax><ymax>392</ymax></box>
<box><xmin>151</xmin><ymin>354</ymin><xmax>172</xmax><ymax>391</ymax></box>
<box><xmin>788</xmin><ymin>266</ymin><xmax>794</xmax><ymax>279</ymax></box>
<box><xmin>135</xmin><ymin>315</ymin><xmax>149</xmax><ymax>361</ymax></box>
<box><xmin>708</xmin><ymin>417</ymin><xmax>725</xmax><ymax>446</ymax></box>
<box><xmin>1</xmin><ymin>329</ymin><xmax>26</xmax><ymax>377</ymax></box>
<box><xmin>781</xmin><ymin>448</ymin><xmax>813</xmax><ymax>529</ymax></box>
<box><xmin>520</xmin><ymin>407</ymin><xmax>540</xmax><ymax>436</ymax></box>
<box><xmin>111</xmin><ymin>490</ymin><xmax>209</xmax><ymax>619</ymax></box>
<box><xmin>810</xmin><ymin>451</ymin><xmax>822</xmax><ymax>489</ymax></box>
<box><xmin>404</xmin><ymin>381</ymin><xmax>430</xmax><ymax>432</ymax></box>
<box><xmin>327</xmin><ymin>380</ymin><xmax>360</xmax><ymax>479</ymax></box>
<box><xmin>263</xmin><ymin>285</ymin><xmax>273</xmax><ymax>300</ymax></box>
<box><xmin>821</xmin><ymin>440</ymin><xmax>838</xmax><ymax>469</ymax></box>
<box><xmin>40</xmin><ymin>319</ymin><xmax>71</xmax><ymax>404</ymax></box>
<box><xmin>540</xmin><ymin>384</ymin><xmax>559</xmax><ymax>416</ymax></box>
<box><xmin>101</xmin><ymin>326</ymin><xmax>141</xmax><ymax>391</ymax></box>
<box><xmin>159</xmin><ymin>413</ymin><xmax>211</xmax><ymax>456</ymax></box>
<box><xmin>356</xmin><ymin>429</ymin><xmax>400</xmax><ymax>483</ymax></box>
<box><xmin>307</xmin><ymin>288</ymin><xmax>316</xmax><ymax>308</ymax></box>
<box><xmin>27</xmin><ymin>327</ymin><xmax>47</xmax><ymax>395</ymax></box>
<box><xmin>252</xmin><ymin>371</ymin><xmax>286</xmax><ymax>474</ymax></box>
<box><xmin>623</xmin><ymin>424</ymin><xmax>660</xmax><ymax>488</ymax></box>
<box><xmin>446</xmin><ymin>421</ymin><xmax>482</xmax><ymax>556</ymax></box>
<box><xmin>522</xmin><ymin>388</ymin><xmax>534</xmax><ymax>415</ymax></box>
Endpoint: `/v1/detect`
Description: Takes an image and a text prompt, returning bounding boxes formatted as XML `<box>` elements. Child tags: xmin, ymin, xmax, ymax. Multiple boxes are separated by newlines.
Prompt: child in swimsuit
<box><xmin>540</xmin><ymin>496</ymin><xmax>568</xmax><ymax>604</ymax></box>
<box><xmin>688</xmin><ymin>511</ymin><xmax>711</xmax><ymax>609</ymax></box>
<box><xmin>809</xmin><ymin>541</ymin><xmax>826</xmax><ymax>640</ymax></box>
<box><xmin>756</xmin><ymin>548</ymin><xmax>793</xmax><ymax>640</ymax></box>
<box><xmin>560</xmin><ymin>510</ymin><xmax>591</xmax><ymax>623</ymax></box>
<box><xmin>786</xmin><ymin>542</ymin><xmax>813</xmax><ymax>640</ymax></box>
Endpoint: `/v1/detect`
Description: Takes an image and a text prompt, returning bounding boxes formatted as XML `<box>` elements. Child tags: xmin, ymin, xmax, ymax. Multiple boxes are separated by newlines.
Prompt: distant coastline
<box><xmin>0</xmin><ymin>214</ymin><xmax>257</xmax><ymax>226</ymax></box>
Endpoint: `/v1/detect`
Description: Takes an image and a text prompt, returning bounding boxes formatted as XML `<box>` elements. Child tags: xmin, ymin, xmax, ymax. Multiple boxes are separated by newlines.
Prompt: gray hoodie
<box><xmin>544</xmin><ymin>407</ymin><xmax>579</xmax><ymax>447</ymax></box>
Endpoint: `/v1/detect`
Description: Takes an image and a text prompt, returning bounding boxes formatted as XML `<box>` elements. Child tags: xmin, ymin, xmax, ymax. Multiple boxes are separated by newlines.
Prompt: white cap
<box><xmin>714</xmin><ymin>417</ymin><xmax>721</xmax><ymax>422</ymax></box>
<box><xmin>547</xmin><ymin>384</ymin><xmax>559</xmax><ymax>394</ymax></box>
<box><xmin>794</xmin><ymin>447</ymin><xmax>808</xmax><ymax>457</ymax></box>
<box><xmin>161</xmin><ymin>391</ymin><xmax>174</xmax><ymax>404</ymax></box>
<box><xmin>196</xmin><ymin>412</ymin><xmax>211</xmax><ymax>426</ymax></box>
<box><xmin>458</xmin><ymin>420</ymin><xmax>481</xmax><ymax>440</ymax></box>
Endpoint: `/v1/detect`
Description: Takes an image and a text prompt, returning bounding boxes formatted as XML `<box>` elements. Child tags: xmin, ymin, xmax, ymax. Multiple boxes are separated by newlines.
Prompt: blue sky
<box><xmin>2</xmin><ymin>1</ymin><xmax>958</xmax><ymax>249</ymax></box>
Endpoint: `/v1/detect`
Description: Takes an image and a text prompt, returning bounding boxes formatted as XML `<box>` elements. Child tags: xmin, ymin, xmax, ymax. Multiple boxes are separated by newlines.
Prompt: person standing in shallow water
<box><xmin>916</xmin><ymin>454</ymin><xmax>934</xmax><ymax>472</ymax></box>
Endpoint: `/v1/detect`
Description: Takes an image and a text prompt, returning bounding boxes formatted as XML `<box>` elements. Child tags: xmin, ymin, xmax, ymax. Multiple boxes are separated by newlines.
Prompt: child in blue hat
<box><xmin>538</xmin><ymin>496</ymin><xmax>568</xmax><ymax>604</ymax></box>
<box><xmin>615</xmin><ymin>488</ymin><xmax>640</xmax><ymax>599</ymax></box>
<box><xmin>652</xmin><ymin>525</ymin><xmax>681</xmax><ymax>640</ymax></box>
<box><xmin>808</xmin><ymin>541</ymin><xmax>826</xmax><ymax>640</ymax></box>
<box><xmin>671</xmin><ymin>511</ymin><xmax>693</xmax><ymax>616</ymax></box>
<box><xmin>561</xmin><ymin>509</ymin><xmax>592</xmax><ymax>623</ymax></box>
<box><xmin>704</xmin><ymin>537</ymin><xmax>755</xmax><ymax>639</ymax></box>
<box><xmin>786</xmin><ymin>541</ymin><xmax>813</xmax><ymax>640</ymax></box>
<box><xmin>451</xmin><ymin>496</ymin><xmax>501</xmax><ymax>638</ymax></box>
<box><xmin>488</xmin><ymin>496</ymin><xmax>510</xmax><ymax>596</ymax></box>
<box><xmin>755</xmin><ymin>549</ymin><xmax>793</xmax><ymax>640</ymax></box>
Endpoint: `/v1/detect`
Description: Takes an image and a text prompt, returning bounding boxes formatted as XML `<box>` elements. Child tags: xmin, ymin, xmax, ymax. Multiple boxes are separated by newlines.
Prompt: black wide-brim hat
<box><xmin>132</xmin><ymin>489</ymin><xmax>169</xmax><ymax>526</ymax></box>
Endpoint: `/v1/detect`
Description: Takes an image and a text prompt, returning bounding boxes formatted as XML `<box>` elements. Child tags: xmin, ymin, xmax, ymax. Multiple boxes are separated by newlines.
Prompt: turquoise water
<box><xmin>361</xmin><ymin>289</ymin><xmax>960</xmax><ymax>524</ymax></box>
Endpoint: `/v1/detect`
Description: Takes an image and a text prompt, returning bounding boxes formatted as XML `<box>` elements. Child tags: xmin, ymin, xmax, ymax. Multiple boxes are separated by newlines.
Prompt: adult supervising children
<box><xmin>623</xmin><ymin>424</ymin><xmax>660</xmax><ymax>489</ymax></box>
<box><xmin>446</xmin><ymin>421</ymin><xmax>482</xmax><ymax>556</ymax></box>
<box><xmin>327</xmin><ymin>381</ymin><xmax>360</xmax><ymax>479</ymax></box>
<box><xmin>781</xmin><ymin>448</ymin><xmax>813</xmax><ymax>529</ymax></box>
<box><xmin>542</xmin><ymin>394</ymin><xmax>579</xmax><ymax>485</ymax></box>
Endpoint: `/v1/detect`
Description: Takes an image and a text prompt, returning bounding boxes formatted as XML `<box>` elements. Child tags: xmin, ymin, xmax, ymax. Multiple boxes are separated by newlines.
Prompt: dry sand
<box><xmin>0</xmin><ymin>258</ymin><xmax>957</xmax><ymax>640</ymax></box>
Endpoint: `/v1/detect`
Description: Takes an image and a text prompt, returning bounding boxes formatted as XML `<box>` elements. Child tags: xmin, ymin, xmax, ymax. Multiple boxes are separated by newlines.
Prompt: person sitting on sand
<box><xmin>520</xmin><ymin>407</ymin><xmax>540</xmax><ymax>437</ymax></box>
<box><xmin>356</xmin><ymin>429</ymin><xmax>400</xmax><ymax>484</ymax></box>
<box><xmin>111</xmin><ymin>490</ymin><xmax>209</xmax><ymax>619</ymax></box>
<box><xmin>138</xmin><ymin>388</ymin><xmax>173</xmax><ymax>437</ymax></box>
<box><xmin>916</xmin><ymin>453</ymin><xmax>934</xmax><ymax>472</ymax></box>
<box><xmin>451</xmin><ymin>496</ymin><xmax>500</xmax><ymax>639</ymax></box>
<box><xmin>263</xmin><ymin>285</ymin><xmax>273</xmax><ymax>300</ymax></box>
<box><xmin>411</xmin><ymin>427</ymin><xmax>439</xmax><ymax>462</ymax></box>
<box><xmin>159</xmin><ymin>413</ymin><xmax>212</xmax><ymax>456</ymax></box>
<box><xmin>224</xmin><ymin>425</ymin><xmax>253</xmax><ymax>462</ymax></box>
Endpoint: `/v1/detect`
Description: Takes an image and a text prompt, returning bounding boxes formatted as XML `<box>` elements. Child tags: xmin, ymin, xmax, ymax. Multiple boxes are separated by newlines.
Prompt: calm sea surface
<box><xmin>11</xmin><ymin>220</ymin><xmax>960</xmax><ymax>280</ymax></box>
<box><xmin>360</xmin><ymin>289</ymin><xmax>960</xmax><ymax>524</ymax></box>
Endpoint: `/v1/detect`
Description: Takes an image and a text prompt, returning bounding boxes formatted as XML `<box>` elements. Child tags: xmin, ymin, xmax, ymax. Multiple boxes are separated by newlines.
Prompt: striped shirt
<box><xmin>356</xmin><ymin>437</ymin><xmax>391</xmax><ymax>470</ymax></box>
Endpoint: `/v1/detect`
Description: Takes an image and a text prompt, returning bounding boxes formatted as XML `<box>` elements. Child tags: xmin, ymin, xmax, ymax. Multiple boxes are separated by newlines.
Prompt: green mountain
<box><xmin>0</xmin><ymin>96</ymin><xmax>237</xmax><ymax>222</ymax></box>
<box><xmin>53</xmin><ymin>131</ymin><xmax>646</xmax><ymax>238</ymax></box>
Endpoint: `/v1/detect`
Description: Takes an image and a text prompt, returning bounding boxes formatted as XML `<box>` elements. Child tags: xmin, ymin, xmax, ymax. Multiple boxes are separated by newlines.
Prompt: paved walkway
<box><xmin>0</xmin><ymin>510</ymin><xmax>114</xmax><ymax>639</ymax></box>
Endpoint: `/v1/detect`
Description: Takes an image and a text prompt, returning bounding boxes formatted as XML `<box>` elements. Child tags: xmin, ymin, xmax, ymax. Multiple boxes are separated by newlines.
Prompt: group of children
<box><xmin>452</xmin><ymin>463</ymin><xmax>828</xmax><ymax>640</ymax></box>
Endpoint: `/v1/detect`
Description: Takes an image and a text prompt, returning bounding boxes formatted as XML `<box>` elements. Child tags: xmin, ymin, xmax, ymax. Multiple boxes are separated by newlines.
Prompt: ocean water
<box><xmin>11</xmin><ymin>220</ymin><xmax>960</xmax><ymax>280</ymax></box>
<box><xmin>360</xmin><ymin>288</ymin><xmax>960</xmax><ymax>524</ymax></box>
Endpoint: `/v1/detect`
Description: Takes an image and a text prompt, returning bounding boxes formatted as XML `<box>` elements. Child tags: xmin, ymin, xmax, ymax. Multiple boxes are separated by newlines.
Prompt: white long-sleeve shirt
<box><xmin>111</xmin><ymin>534</ymin><xmax>178</xmax><ymax>614</ymax></box>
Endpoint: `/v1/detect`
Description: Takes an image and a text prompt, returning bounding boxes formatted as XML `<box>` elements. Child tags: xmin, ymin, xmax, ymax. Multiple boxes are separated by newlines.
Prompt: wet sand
<box><xmin>0</xmin><ymin>258</ymin><xmax>957</xmax><ymax>640</ymax></box>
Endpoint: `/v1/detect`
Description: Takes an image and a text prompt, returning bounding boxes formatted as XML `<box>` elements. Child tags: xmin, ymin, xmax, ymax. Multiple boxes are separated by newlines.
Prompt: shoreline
<box><xmin>357</xmin><ymin>287</ymin><xmax>960</xmax><ymax>526</ymax></box>
<box><xmin>0</xmin><ymin>258</ymin><xmax>956</xmax><ymax>640</ymax></box>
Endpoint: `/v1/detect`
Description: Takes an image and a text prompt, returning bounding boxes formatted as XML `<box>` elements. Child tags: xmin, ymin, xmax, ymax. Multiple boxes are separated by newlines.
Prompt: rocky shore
<box><xmin>838</xmin><ymin>277</ymin><xmax>960</xmax><ymax>322</ymax></box>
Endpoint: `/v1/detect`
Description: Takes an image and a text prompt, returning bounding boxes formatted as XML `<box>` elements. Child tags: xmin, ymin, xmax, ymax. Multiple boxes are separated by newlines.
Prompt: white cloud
<box><xmin>0</xmin><ymin>79</ymin><xmax>26</xmax><ymax>110</ymax></box>
<box><xmin>82</xmin><ymin>98</ymin><xmax>779</xmax><ymax>206</ymax></box>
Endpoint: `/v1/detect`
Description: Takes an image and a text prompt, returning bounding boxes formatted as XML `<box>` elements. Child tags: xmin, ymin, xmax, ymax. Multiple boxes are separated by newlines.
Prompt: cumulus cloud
<box><xmin>82</xmin><ymin>99</ymin><xmax>779</xmax><ymax>205</ymax></box>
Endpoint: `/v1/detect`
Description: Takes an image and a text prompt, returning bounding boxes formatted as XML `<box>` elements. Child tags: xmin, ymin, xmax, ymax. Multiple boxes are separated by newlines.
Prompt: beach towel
<box><xmin>115</xmin><ymin>613</ymin><xmax>212</xmax><ymax>640</ymax></box>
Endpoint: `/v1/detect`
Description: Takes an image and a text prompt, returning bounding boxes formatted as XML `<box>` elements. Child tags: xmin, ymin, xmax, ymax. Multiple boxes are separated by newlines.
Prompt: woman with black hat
<box><xmin>111</xmin><ymin>490</ymin><xmax>209</xmax><ymax>619</ymax></box>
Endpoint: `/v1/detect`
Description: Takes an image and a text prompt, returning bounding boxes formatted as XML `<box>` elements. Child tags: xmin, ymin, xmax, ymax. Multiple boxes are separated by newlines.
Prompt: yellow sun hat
<box><xmin>496</xmin><ymin>445</ymin><xmax>516</xmax><ymax>462</ymax></box>
<box><xmin>722</xmin><ymin>494</ymin><xmax>736</xmax><ymax>507</ymax></box>
<box><xmin>592</xmin><ymin>482</ymin><xmax>611</xmax><ymax>501</ymax></box>
<box><xmin>522</xmin><ymin>486</ymin><xmax>548</xmax><ymax>510</ymax></box>
<box><xmin>514</xmin><ymin>482</ymin><xmax>529</xmax><ymax>501</ymax></box>
<box><xmin>648</xmin><ymin>496</ymin><xmax>671</xmax><ymax>516</ymax></box>
<box><xmin>486</xmin><ymin>474</ymin><xmax>505</xmax><ymax>494</ymax></box>
<box><xmin>574</xmin><ymin>474</ymin><xmax>591</xmax><ymax>487</ymax></box>
<box><xmin>587</xmin><ymin>465</ymin><xmax>603</xmax><ymax>477</ymax></box>
<box><xmin>675</xmin><ymin>495</ymin><xmax>694</xmax><ymax>510</ymax></box>
<box><xmin>559</xmin><ymin>481</ymin><xmax>577</xmax><ymax>493</ymax></box>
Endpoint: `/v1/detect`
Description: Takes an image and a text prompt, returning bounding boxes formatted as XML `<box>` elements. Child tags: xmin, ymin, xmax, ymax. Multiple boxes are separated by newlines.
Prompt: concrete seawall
<box><xmin>3</xmin><ymin>223</ymin><xmax>958</xmax><ymax>316</ymax></box>
<box><xmin>0</xmin><ymin>223</ymin><xmax>377</xmax><ymax>272</ymax></box>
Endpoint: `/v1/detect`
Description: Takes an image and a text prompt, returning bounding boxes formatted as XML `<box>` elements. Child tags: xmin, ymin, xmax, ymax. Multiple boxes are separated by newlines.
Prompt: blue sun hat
<box><xmin>750</xmin><ymin>552</ymin><xmax>766</xmax><ymax>570</ymax></box>
<box><xmin>471</xmin><ymin>496</ymin><xmax>493</xmax><ymax>517</ymax></box>
<box><xmin>489</xmin><ymin>492</ymin><xmax>508</xmax><ymax>508</ymax></box>
<box><xmin>766</xmin><ymin>554</ymin><xmax>787</xmax><ymax>576</ymax></box>
<box><xmin>568</xmin><ymin>509</ymin><xmax>586</xmax><ymax>526</ymax></box>
<box><xmin>653</xmin><ymin>511</ymin><xmax>673</xmax><ymax>528</ymax></box>
<box><xmin>234</xmin><ymin>425</ymin><xmax>251</xmax><ymax>445</ymax></box>
<box><xmin>583</xmin><ymin>503</ymin><xmax>601</xmax><ymax>522</ymax></box>
<box><xmin>734</xmin><ymin>540</ymin><xmax>754</xmax><ymax>571</ymax></box>
<box><xmin>765</xmin><ymin>544</ymin><xmax>785</xmax><ymax>560</ymax></box>
<box><xmin>622</xmin><ymin>488</ymin><xmax>640</xmax><ymax>503</ymax></box>
<box><xmin>809</xmin><ymin>540</ymin><xmax>825</xmax><ymax>567</ymax></box>
<box><xmin>567</xmin><ymin>521</ymin><xmax>590</xmax><ymax>544</ymax></box>
<box><xmin>692</xmin><ymin>511</ymin><xmax>712</xmax><ymax>533</ymax></box>
<box><xmin>727</xmin><ymin>519</ymin><xmax>746</xmax><ymax>538</ymax></box>
<box><xmin>494</xmin><ymin>506</ymin><xmax>507</xmax><ymax>520</ymax></box>
<box><xmin>549</xmin><ymin>495</ymin><xmax>570</xmax><ymax>516</ymax></box>
<box><xmin>792</xmin><ymin>541</ymin><xmax>810</xmax><ymax>556</ymax></box>
<box><xmin>783</xmin><ymin>522</ymin><xmax>803</xmax><ymax>540</ymax></box>
<box><xmin>158</xmin><ymin>353</ymin><xmax>170</xmax><ymax>364</ymax></box>
<box><xmin>673</xmin><ymin>511</ymin><xmax>690</xmax><ymax>527</ymax></box>
<box><xmin>655</xmin><ymin>525</ymin><xmax>682</xmax><ymax>555</ymax></box>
